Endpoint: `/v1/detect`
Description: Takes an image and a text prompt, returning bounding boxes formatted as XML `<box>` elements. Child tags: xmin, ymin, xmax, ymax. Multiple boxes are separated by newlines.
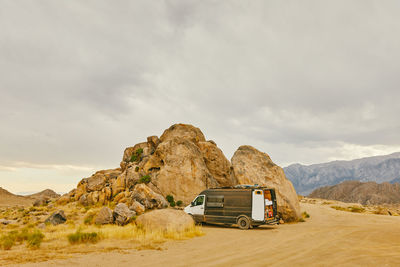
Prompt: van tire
<box><xmin>237</xmin><ymin>216</ymin><xmax>251</xmax><ymax>230</ymax></box>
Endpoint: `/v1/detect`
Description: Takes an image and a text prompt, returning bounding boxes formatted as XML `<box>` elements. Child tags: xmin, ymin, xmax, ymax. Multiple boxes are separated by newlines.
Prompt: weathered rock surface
<box><xmin>95</xmin><ymin>207</ymin><xmax>114</xmax><ymax>225</ymax></box>
<box><xmin>45</xmin><ymin>210</ymin><xmax>67</xmax><ymax>225</ymax></box>
<box><xmin>160</xmin><ymin>124</ymin><xmax>206</xmax><ymax>143</ymax></box>
<box><xmin>231</xmin><ymin>145</ymin><xmax>301</xmax><ymax>222</ymax></box>
<box><xmin>129</xmin><ymin>200</ymin><xmax>145</xmax><ymax>214</ymax></box>
<box><xmin>131</xmin><ymin>184</ymin><xmax>168</xmax><ymax>209</ymax></box>
<box><xmin>65</xmin><ymin>123</ymin><xmax>298</xmax><ymax>224</ymax></box>
<box><xmin>198</xmin><ymin>141</ymin><xmax>236</xmax><ymax>187</ymax></box>
<box><xmin>143</xmin><ymin>138</ymin><xmax>218</xmax><ymax>203</ymax></box>
<box><xmin>33</xmin><ymin>197</ymin><xmax>48</xmax><ymax>207</ymax></box>
<box><xmin>136</xmin><ymin>209</ymin><xmax>194</xmax><ymax>231</ymax></box>
<box><xmin>113</xmin><ymin>203</ymin><xmax>136</xmax><ymax>225</ymax></box>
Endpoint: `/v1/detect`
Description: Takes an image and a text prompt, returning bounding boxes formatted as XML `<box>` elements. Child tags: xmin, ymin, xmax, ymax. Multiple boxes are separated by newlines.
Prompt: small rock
<box><xmin>95</xmin><ymin>207</ymin><xmax>114</xmax><ymax>225</ymax></box>
<box><xmin>33</xmin><ymin>197</ymin><xmax>48</xmax><ymax>207</ymax></box>
<box><xmin>129</xmin><ymin>200</ymin><xmax>145</xmax><ymax>214</ymax></box>
<box><xmin>45</xmin><ymin>210</ymin><xmax>67</xmax><ymax>225</ymax></box>
<box><xmin>38</xmin><ymin>223</ymin><xmax>46</xmax><ymax>229</ymax></box>
<box><xmin>0</xmin><ymin>219</ymin><xmax>17</xmax><ymax>225</ymax></box>
<box><xmin>113</xmin><ymin>203</ymin><xmax>136</xmax><ymax>226</ymax></box>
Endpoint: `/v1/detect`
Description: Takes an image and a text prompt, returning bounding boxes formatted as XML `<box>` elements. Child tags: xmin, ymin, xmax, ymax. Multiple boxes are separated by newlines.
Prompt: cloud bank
<box><xmin>1</xmin><ymin>1</ymin><xmax>400</xmax><ymax>192</ymax></box>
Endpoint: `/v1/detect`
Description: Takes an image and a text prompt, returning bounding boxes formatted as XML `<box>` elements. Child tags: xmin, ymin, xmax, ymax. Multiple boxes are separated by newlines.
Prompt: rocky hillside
<box><xmin>309</xmin><ymin>180</ymin><xmax>400</xmax><ymax>205</ymax></box>
<box><xmin>27</xmin><ymin>189</ymin><xmax>60</xmax><ymax>200</ymax></box>
<box><xmin>284</xmin><ymin>152</ymin><xmax>400</xmax><ymax>195</ymax></box>
<box><xmin>60</xmin><ymin>124</ymin><xmax>301</xmax><ymax>221</ymax></box>
<box><xmin>0</xmin><ymin>187</ymin><xmax>34</xmax><ymax>207</ymax></box>
<box><xmin>0</xmin><ymin>188</ymin><xmax>60</xmax><ymax>207</ymax></box>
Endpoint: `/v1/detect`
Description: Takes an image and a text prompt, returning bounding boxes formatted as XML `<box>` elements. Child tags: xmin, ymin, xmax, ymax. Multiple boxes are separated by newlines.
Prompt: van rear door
<box><xmin>251</xmin><ymin>189</ymin><xmax>264</xmax><ymax>221</ymax></box>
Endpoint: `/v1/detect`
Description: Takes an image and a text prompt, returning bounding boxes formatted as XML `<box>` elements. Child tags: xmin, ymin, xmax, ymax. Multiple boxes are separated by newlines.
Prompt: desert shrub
<box><xmin>130</xmin><ymin>148</ymin><xmax>144</xmax><ymax>162</ymax></box>
<box><xmin>176</xmin><ymin>200</ymin><xmax>183</xmax><ymax>207</ymax></box>
<box><xmin>26</xmin><ymin>230</ymin><xmax>44</xmax><ymax>249</ymax></box>
<box><xmin>331</xmin><ymin>206</ymin><xmax>347</xmax><ymax>211</ymax></box>
<box><xmin>349</xmin><ymin>206</ymin><xmax>365</xmax><ymax>213</ymax></box>
<box><xmin>298</xmin><ymin>218</ymin><xmax>305</xmax><ymax>222</ymax></box>
<box><xmin>135</xmin><ymin>166</ymin><xmax>139</xmax><ymax>172</ymax></box>
<box><xmin>67</xmin><ymin>230</ymin><xmax>100</xmax><ymax>245</ymax></box>
<box><xmin>84</xmin><ymin>212</ymin><xmax>96</xmax><ymax>225</ymax></box>
<box><xmin>0</xmin><ymin>234</ymin><xmax>15</xmax><ymax>250</ymax></box>
<box><xmin>138</xmin><ymin>175</ymin><xmax>151</xmax><ymax>184</ymax></box>
<box><xmin>166</xmin><ymin>195</ymin><xmax>176</xmax><ymax>207</ymax></box>
<box><xmin>302</xmin><ymin>211</ymin><xmax>310</xmax><ymax>218</ymax></box>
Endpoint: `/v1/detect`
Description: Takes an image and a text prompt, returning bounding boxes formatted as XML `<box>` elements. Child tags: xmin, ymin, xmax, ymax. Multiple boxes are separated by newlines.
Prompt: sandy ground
<box><xmin>17</xmin><ymin>202</ymin><xmax>400</xmax><ymax>267</ymax></box>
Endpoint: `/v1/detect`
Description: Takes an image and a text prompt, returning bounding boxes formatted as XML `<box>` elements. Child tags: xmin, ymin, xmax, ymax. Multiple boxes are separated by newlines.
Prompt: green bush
<box><xmin>84</xmin><ymin>212</ymin><xmax>95</xmax><ymax>225</ymax></box>
<box><xmin>130</xmin><ymin>148</ymin><xmax>144</xmax><ymax>162</ymax></box>
<box><xmin>0</xmin><ymin>234</ymin><xmax>15</xmax><ymax>250</ymax></box>
<box><xmin>166</xmin><ymin>195</ymin><xmax>176</xmax><ymax>207</ymax></box>
<box><xmin>302</xmin><ymin>211</ymin><xmax>310</xmax><ymax>218</ymax></box>
<box><xmin>67</xmin><ymin>230</ymin><xmax>100</xmax><ymax>245</ymax></box>
<box><xmin>138</xmin><ymin>175</ymin><xmax>151</xmax><ymax>184</ymax></box>
<box><xmin>176</xmin><ymin>200</ymin><xmax>183</xmax><ymax>207</ymax></box>
<box><xmin>26</xmin><ymin>230</ymin><xmax>44</xmax><ymax>249</ymax></box>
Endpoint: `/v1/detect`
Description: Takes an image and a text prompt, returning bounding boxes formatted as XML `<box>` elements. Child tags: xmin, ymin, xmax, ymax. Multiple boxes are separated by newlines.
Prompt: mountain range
<box><xmin>284</xmin><ymin>152</ymin><xmax>400</xmax><ymax>195</ymax></box>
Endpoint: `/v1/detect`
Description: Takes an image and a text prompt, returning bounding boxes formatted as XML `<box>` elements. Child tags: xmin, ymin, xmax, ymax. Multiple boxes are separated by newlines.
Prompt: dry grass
<box><xmin>0</xmin><ymin>207</ymin><xmax>204</xmax><ymax>266</ymax></box>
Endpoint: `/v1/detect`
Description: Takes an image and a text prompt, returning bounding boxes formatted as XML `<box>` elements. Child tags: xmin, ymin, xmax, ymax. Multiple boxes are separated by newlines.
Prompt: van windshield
<box><xmin>194</xmin><ymin>195</ymin><xmax>204</xmax><ymax>206</ymax></box>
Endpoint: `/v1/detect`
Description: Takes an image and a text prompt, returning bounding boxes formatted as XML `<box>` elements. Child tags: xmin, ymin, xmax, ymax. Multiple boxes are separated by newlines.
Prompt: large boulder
<box><xmin>95</xmin><ymin>207</ymin><xmax>114</xmax><ymax>225</ymax></box>
<box><xmin>160</xmin><ymin>124</ymin><xmax>206</xmax><ymax>143</ymax></box>
<box><xmin>45</xmin><ymin>210</ymin><xmax>67</xmax><ymax>225</ymax></box>
<box><xmin>136</xmin><ymin>209</ymin><xmax>194</xmax><ymax>232</ymax></box>
<box><xmin>231</xmin><ymin>145</ymin><xmax>301</xmax><ymax>222</ymax></box>
<box><xmin>143</xmin><ymin>138</ymin><xmax>218</xmax><ymax>203</ymax></box>
<box><xmin>198</xmin><ymin>141</ymin><xmax>236</xmax><ymax>187</ymax></box>
<box><xmin>113</xmin><ymin>203</ymin><xmax>136</xmax><ymax>225</ymax></box>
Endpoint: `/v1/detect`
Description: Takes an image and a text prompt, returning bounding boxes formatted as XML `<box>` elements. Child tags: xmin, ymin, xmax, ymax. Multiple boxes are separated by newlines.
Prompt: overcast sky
<box><xmin>1</xmin><ymin>1</ymin><xmax>400</xmax><ymax>193</ymax></box>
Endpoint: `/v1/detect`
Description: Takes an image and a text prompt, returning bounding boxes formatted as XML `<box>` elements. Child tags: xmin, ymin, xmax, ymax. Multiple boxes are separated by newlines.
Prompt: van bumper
<box><xmin>263</xmin><ymin>217</ymin><xmax>280</xmax><ymax>225</ymax></box>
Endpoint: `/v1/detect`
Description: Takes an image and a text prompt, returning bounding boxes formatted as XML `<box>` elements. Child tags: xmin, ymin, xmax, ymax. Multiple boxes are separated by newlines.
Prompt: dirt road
<box><xmin>20</xmin><ymin>203</ymin><xmax>400</xmax><ymax>266</ymax></box>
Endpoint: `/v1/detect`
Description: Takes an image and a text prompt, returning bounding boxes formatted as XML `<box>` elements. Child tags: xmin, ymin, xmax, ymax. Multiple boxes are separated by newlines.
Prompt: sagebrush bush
<box><xmin>176</xmin><ymin>200</ymin><xmax>183</xmax><ymax>207</ymax></box>
<box><xmin>138</xmin><ymin>175</ymin><xmax>151</xmax><ymax>184</ymax></box>
<box><xmin>0</xmin><ymin>234</ymin><xmax>15</xmax><ymax>250</ymax></box>
<box><xmin>67</xmin><ymin>230</ymin><xmax>100</xmax><ymax>245</ymax></box>
<box><xmin>26</xmin><ymin>230</ymin><xmax>44</xmax><ymax>249</ymax></box>
<box><xmin>302</xmin><ymin>211</ymin><xmax>310</xmax><ymax>218</ymax></box>
<box><xmin>166</xmin><ymin>195</ymin><xmax>176</xmax><ymax>207</ymax></box>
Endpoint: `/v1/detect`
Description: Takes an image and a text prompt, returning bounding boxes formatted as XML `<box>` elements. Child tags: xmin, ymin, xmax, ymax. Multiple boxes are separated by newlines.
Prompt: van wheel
<box><xmin>237</xmin><ymin>216</ymin><xmax>251</xmax><ymax>230</ymax></box>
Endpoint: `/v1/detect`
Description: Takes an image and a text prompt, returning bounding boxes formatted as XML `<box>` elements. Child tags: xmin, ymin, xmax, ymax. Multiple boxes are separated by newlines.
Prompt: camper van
<box><xmin>184</xmin><ymin>185</ymin><xmax>279</xmax><ymax>229</ymax></box>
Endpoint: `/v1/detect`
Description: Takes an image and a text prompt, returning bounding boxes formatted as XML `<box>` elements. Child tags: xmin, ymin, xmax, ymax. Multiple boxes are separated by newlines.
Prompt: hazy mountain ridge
<box><xmin>284</xmin><ymin>152</ymin><xmax>400</xmax><ymax>195</ymax></box>
<box><xmin>309</xmin><ymin>180</ymin><xmax>400</xmax><ymax>205</ymax></box>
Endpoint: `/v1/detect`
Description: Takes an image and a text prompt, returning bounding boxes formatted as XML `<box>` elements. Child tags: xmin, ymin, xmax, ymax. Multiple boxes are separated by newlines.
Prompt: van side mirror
<box><xmin>191</xmin><ymin>201</ymin><xmax>195</xmax><ymax>206</ymax></box>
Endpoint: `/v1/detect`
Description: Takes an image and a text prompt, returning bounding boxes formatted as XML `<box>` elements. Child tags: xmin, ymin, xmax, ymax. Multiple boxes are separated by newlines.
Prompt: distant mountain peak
<box><xmin>284</xmin><ymin>152</ymin><xmax>400</xmax><ymax>195</ymax></box>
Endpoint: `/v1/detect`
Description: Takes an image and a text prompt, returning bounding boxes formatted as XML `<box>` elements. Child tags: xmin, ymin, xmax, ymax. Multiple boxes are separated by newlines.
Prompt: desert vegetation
<box><xmin>300</xmin><ymin>197</ymin><xmax>400</xmax><ymax>216</ymax></box>
<box><xmin>0</xmin><ymin>201</ymin><xmax>203</xmax><ymax>265</ymax></box>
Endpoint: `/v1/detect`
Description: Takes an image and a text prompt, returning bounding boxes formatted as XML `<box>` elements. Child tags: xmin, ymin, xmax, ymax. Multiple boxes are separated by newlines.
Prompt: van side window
<box><xmin>206</xmin><ymin>195</ymin><xmax>224</xmax><ymax>208</ymax></box>
<box><xmin>194</xmin><ymin>195</ymin><xmax>204</xmax><ymax>206</ymax></box>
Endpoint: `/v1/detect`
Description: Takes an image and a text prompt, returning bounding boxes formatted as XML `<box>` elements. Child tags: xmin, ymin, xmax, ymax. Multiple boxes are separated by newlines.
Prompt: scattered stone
<box><xmin>129</xmin><ymin>200</ymin><xmax>145</xmax><ymax>214</ymax></box>
<box><xmin>131</xmin><ymin>184</ymin><xmax>168</xmax><ymax>209</ymax></box>
<box><xmin>0</xmin><ymin>219</ymin><xmax>17</xmax><ymax>225</ymax></box>
<box><xmin>45</xmin><ymin>210</ymin><xmax>67</xmax><ymax>225</ymax></box>
<box><xmin>136</xmin><ymin>209</ymin><xmax>194</xmax><ymax>232</ymax></box>
<box><xmin>38</xmin><ymin>223</ymin><xmax>46</xmax><ymax>229</ymax></box>
<box><xmin>33</xmin><ymin>197</ymin><xmax>48</xmax><ymax>207</ymax></box>
<box><xmin>113</xmin><ymin>203</ymin><xmax>136</xmax><ymax>226</ymax></box>
<box><xmin>95</xmin><ymin>207</ymin><xmax>114</xmax><ymax>225</ymax></box>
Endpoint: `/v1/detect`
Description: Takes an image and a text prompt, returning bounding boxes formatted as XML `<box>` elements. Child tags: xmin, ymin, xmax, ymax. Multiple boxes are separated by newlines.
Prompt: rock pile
<box><xmin>59</xmin><ymin>123</ymin><xmax>300</xmax><ymax>221</ymax></box>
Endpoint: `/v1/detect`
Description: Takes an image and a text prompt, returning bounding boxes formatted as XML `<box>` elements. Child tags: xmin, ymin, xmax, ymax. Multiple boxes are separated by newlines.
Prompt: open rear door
<box><xmin>252</xmin><ymin>189</ymin><xmax>264</xmax><ymax>221</ymax></box>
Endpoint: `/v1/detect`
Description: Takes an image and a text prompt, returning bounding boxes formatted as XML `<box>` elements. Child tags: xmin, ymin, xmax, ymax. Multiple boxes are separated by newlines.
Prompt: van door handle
<box><xmin>200</xmin><ymin>207</ymin><xmax>204</xmax><ymax>209</ymax></box>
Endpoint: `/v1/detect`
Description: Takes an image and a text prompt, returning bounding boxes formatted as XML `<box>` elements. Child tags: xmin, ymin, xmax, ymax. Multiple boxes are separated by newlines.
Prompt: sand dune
<box><xmin>16</xmin><ymin>202</ymin><xmax>400</xmax><ymax>267</ymax></box>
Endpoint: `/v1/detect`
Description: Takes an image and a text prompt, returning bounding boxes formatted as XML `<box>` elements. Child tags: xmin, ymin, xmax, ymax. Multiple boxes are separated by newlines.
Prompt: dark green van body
<box><xmin>190</xmin><ymin>187</ymin><xmax>279</xmax><ymax>226</ymax></box>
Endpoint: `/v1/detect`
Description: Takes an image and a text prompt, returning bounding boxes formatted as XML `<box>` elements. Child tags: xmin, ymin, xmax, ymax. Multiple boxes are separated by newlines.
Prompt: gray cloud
<box><xmin>1</xmin><ymin>0</ymin><xmax>400</xmax><ymax>192</ymax></box>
